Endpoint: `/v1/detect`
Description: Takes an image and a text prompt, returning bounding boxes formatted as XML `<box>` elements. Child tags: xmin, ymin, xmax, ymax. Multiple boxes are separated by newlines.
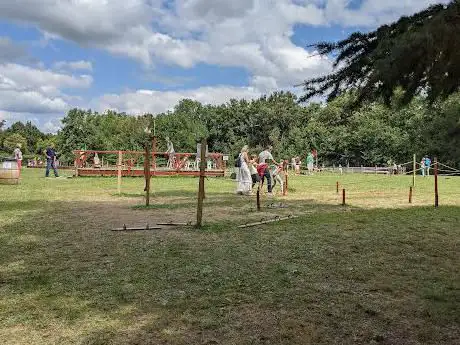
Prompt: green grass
<box><xmin>0</xmin><ymin>169</ymin><xmax>459</xmax><ymax>344</ymax></box>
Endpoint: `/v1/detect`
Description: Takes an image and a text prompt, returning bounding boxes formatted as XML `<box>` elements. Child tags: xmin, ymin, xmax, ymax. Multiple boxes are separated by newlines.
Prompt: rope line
<box><xmin>438</xmin><ymin>162</ymin><xmax>460</xmax><ymax>172</ymax></box>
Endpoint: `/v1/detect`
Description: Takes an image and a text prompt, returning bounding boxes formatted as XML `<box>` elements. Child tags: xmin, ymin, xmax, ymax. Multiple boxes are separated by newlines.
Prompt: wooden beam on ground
<box><xmin>157</xmin><ymin>222</ymin><xmax>192</xmax><ymax>226</ymax></box>
<box><xmin>112</xmin><ymin>224</ymin><xmax>162</xmax><ymax>231</ymax></box>
<box><xmin>238</xmin><ymin>215</ymin><xmax>299</xmax><ymax>228</ymax></box>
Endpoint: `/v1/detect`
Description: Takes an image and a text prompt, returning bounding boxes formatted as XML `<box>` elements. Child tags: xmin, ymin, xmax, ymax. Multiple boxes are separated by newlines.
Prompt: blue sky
<box><xmin>0</xmin><ymin>0</ymin><xmax>448</xmax><ymax>132</ymax></box>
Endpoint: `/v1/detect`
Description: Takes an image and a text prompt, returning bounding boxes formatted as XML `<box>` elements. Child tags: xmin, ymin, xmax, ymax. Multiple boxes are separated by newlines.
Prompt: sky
<box><xmin>0</xmin><ymin>0</ymin><xmax>449</xmax><ymax>133</ymax></box>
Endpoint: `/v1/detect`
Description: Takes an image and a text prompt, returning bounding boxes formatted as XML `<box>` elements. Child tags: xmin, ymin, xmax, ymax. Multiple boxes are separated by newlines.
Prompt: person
<box><xmin>338</xmin><ymin>164</ymin><xmax>343</xmax><ymax>175</ymax></box>
<box><xmin>45</xmin><ymin>143</ymin><xmax>59</xmax><ymax>177</ymax></box>
<box><xmin>249</xmin><ymin>154</ymin><xmax>260</xmax><ymax>189</ymax></box>
<box><xmin>271</xmin><ymin>163</ymin><xmax>284</xmax><ymax>194</ymax></box>
<box><xmin>13</xmin><ymin>143</ymin><xmax>23</xmax><ymax>177</ymax></box>
<box><xmin>420</xmin><ymin>157</ymin><xmax>426</xmax><ymax>177</ymax></box>
<box><xmin>236</xmin><ymin>145</ymin><xmax>252</xmax><ymax>195</ymax></box>
<box><xmin>258</xmin><ymin>145</ymin><xmax>278</xmax><ymax>195</ymax></box>
<box><xmin>291</xmin><ymin>157</ymin><xmax>296</xmax><ymax>171</ymax></box>
<box><xmin>93</xmin><ymin>153</ymin><xmax>101</xmax><ymax>168</ymax></box>
<box><xmin>165</xmin><ymin>137</ymin><xmax>175</xmax><ymax>169</ymax></box>
<box><xmin>306</xmin><ymin>152</ymin><xmax>314</xmax><ymax>175</ymax></box>
<box><xmin>295</xmin><ymin>156</ymin><xmax>301</xmax><ymax>175</ymax></box>
<box><xmin>425</xmin><ymin>156</ymin><xmax>432</xmax><ymax>176</ymax></box>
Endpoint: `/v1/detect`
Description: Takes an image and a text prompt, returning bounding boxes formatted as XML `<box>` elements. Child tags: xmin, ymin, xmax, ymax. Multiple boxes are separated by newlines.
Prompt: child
<box><xmin>271</xmin><ymin>163</ymin><xmax>284</xmax><ymax>194</ymax></box>
<box><xmin>249</xmin><ymin>154</ymin><xmax>260</xmax><ymax>189</ymax></box>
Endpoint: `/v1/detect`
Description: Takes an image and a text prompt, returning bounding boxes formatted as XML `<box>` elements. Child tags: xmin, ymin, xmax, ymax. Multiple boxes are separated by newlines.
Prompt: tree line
<box><xmin>1</xmin><ymin>90</ymin><xmax>459</xmax><ymax>168</ymax></box>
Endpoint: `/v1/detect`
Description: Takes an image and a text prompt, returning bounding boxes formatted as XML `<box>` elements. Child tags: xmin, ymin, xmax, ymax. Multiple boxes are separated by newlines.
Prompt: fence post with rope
<box><xmin>434</xmin><ymin>157</ymin><xmax>439</xmax><ymax>208</ymax></box>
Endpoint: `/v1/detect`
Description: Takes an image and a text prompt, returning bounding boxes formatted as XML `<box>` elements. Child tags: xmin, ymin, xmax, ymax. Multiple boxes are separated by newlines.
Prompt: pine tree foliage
<box><xmin>300</xmin><ymin>1</ymin><xmax>460</xmax><ymax>106</ymax></box>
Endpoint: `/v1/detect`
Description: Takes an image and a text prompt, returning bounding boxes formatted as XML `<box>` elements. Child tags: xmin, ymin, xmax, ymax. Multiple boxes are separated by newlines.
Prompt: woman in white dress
<box><xmin>236</xmin><ymin>145</ymin><xmax>252</xmax><ymax>195</ymax></box>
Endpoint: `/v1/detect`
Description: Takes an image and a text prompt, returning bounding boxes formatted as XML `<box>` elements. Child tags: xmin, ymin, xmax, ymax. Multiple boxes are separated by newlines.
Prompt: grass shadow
<box><xmin>1</xmin><ymin>195</ymin><xmax>459</xmax><ymax>344</ymax></box>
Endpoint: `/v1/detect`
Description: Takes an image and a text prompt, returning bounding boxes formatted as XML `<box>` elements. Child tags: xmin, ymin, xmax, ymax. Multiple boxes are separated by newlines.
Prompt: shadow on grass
<box><xmin>113</xmin><ymin>190</ymin><xmax>232</xmax><ymax>198</ymax></box>
<box><xmin>1</xmin><ymin>199</ymin><xmax>459</xmax><ymax>345</ymax></box>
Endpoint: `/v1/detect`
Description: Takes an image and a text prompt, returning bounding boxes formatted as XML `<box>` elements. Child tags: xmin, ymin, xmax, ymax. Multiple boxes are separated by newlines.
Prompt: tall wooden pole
<box><xmin>117</xmin><ymin>150</ymin><xmax>122</xmax><ymax>195</ymax></box>
<box><xmin>283</xmin><ymin>174</ymin><xmax>288</xmax><ymax>196</ymax></box>
<box><xmin>196</xmin><ymin>138</ymin><xmax>207</xmax><ymax>228</ymax></box>
<box><xmin>152</xmin><ymin>136</ymin><xmax>157</xmax><ymax>171</ymax></box>
<box><xmin>256</xmin><ymin>187</ymin><xmax>261</xmax><ymax>211</ymax></box>
<box><xmin>413</xmin><ymin>154</ymin><xmax>416</xmax><ymax>187</ymax></box>
<box><xmin>144</xmin><ymin>144</ymin><xmax>151</xmax><ymax>206</ymax></box>
<box><xmin>342</xmin><ymin>189</ymin><xmax>346</xmax><ymax>206</ymax></box>
<box><xmin>434</xmin><ymin>157</ymin><xmax>439</xmax><ymax>208</ymax></box>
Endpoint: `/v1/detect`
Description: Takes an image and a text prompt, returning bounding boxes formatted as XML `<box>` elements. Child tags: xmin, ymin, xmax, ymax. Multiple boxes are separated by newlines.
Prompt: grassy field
<box><xmin>0</xmin><ymin>168</ymin><xmax>459</xmax><ymax>345</ymax></box>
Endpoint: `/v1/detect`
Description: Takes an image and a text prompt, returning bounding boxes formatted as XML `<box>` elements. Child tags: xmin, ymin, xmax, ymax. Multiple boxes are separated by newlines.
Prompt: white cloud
<box><xmin>0</xmin><ymin>0</ymin><xmax>451</xmax><ymax>129</ymax></box>
<box><xmin>0</xmin><ymin>63</ymin><xmax>92</xmax><ymax>115</ymax></box>
<box><xmin>42</xmin><ymin>118</ymin><xmax>62</xmax><ymax>134</ymax></box>
<box><xmin>94</xmin><ymin>85</ymin><xmax>263</xmax><ymax>115</ymax></box>
<box><xmin>1</xmin><ymin>0</ymin><xmax>447</xmax><ymax>92</ymax></box>
<box><xmin>53</xmin><ymin>60</ymin><xmax>93</xmax><ymax>71</ymax></box>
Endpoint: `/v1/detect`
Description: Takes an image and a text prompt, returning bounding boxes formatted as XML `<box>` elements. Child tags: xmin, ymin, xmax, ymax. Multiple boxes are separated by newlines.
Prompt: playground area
<box><xmin>73</xmin><ymin>149</ymin><xmax>228</xmax><ymax>178</ymax></box>
<box><xmin>0</xmin><ymin>169</ymin><xmax>459</xmax><ymax>344</ymax></box>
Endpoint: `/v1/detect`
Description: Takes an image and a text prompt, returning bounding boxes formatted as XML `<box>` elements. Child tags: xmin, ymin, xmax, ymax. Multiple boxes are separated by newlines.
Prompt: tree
<box><xmin>3</xmin><ymin>133</ymin><xmax>27</xmax><ymax>153</ymax></box>
<box><xmin>300</xmin><ymin>1</ymin><xmax>460</xmax><ymax>106</ymax></box>
<box><xmin>5</xmin><ymin>121</ymin><xmax>46</xmax><ymax>153</ymax></box>
<box><xmin>0</xmin><ymin>120</ymin><xmax>5</xmax><ymax>131</ymax></box>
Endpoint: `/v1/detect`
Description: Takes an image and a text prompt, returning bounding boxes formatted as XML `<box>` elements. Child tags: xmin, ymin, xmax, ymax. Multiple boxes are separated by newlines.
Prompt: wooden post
<box><xmin>196</xmin><ymin>138</ymin><xmax>207</xmax><ymax>228</ymax></box>
<box><xmin>152</xmin><ymin>136</ymin><xmax>157</xmax><ymax>171</ymax></box>
<box><xmin>412</xmin><ymin>154</ymin><xmax>416</xmax><ymax>187</ymax></box>
<box><xmin>342</xmin><ymin>188</ymin><xmax>346</xmax><ymax>206</ymax></box>
<box><xmin>409</xmin><ymin>186</ymin><xmax>413</xmax><ymax>204</ymax></box>
<box><xmin>74</xmin><ymin>158</ymin><xmax>79</xmax><ymax>177</ymax></box>
<box><xmin>144</xmin><ymin>144</ymin><xmax>151</xmax><ymax>206</ymax></box>
<box><xmin>117</xmin><ymin>150</ymin><xmax>122</xmax><ymax>195</ymax></box>
<box><xmin>336</xmin><ymin>181</ymin><xmax>339</xmax><ymax>194</ymax></box>
<box><xmin>283</xmin><ymin>174</ymin><xmax>288</xmax><ymax>196</ymax></box>
<box><xmin>256</xmin><ymin>188</ymin><xmax>261</xmax><ymax>211</ymax></box>
<box><xmin>434</xmin><ymin>157</ymin><xmax>439</xmax><ymax>208</ymax></box>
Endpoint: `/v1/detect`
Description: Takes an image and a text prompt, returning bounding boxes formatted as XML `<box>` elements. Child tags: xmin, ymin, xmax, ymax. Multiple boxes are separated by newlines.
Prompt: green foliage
<box><xmin>301</xmin><ymin>1</ymin><xmax>460</xmax><ymax>106</ymax></box>
<box><xmin>51</xmin><ymin>91</ymin><xmax>460</xmax><ymax>167</ymax></box>
<box><xmin>2</xmin><ymin>90</ymin><xmax>459</xmax><ymax>167</ymax></box>
<box><xmin>2</xmin><ymin>133</ymin><xmax>27</xmax><ymax>153</ymax></box>
<box><xmin>3</xmin><ymin>121</ymin><xmax>46</xmax><ymax>153</ymax></box>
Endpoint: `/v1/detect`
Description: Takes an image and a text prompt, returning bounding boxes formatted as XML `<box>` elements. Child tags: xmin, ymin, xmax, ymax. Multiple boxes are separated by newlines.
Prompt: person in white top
<box><xmin>236</xmin><ymin>145</ymin><xmax>252</xmax><ymax>195</ymax></box>
<box><xmin>165</xmin><ymin>137</ymin><xmax>175</xmax><ymax>169</ymax></box>
<box><xmin>13</xmin><ymin>143</ymin><xmax>23</xmax><ymax>177</ymax></box>
<box><xmin>258</xmin><ymin>145</ymin><xmax>278</xmax><ymax>195</ymax></box>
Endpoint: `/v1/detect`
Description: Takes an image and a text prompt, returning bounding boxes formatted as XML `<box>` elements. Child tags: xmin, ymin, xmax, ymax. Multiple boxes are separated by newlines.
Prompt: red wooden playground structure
<box><xmin>73</xmin><ymin>149</ymin><xmax>227</xmax><ymax>177</ymax></box>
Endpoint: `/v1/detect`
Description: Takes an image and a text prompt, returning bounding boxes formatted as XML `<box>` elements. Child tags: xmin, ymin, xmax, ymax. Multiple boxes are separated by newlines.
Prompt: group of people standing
<box><xmin>11</xmin><ymin>143</ymin><xmax>59</xmax><ymax>178</ymax></box>
<box><xmin>236</xmin><ymin>145</ymin><xmax>284</xmax><ymax>196</ymax></box>
<box><xmin>291</xmin><ymin>152</ymin><xmax>315</xmax><ymax>175</ymax></box>
<box><xmin>420</xmin><ymin>156</ymin><xmax>432</xmax><ymax>177</ymax></box>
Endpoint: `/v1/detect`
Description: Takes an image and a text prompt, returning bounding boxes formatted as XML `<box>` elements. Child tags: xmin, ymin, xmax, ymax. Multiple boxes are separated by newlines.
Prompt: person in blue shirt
<box><xmin>45</xmin><ymin>143</ymin><xmax>59</xmax><ymax>177</ymax></box>
<box><xmin>424</xmin><ymin>156</ymin><xmax>432</xmax><ymax>176</ymax></box>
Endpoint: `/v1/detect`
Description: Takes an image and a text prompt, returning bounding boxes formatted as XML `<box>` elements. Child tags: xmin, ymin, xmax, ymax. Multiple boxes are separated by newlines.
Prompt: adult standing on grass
<box><xmin>165</xmin><ymin>136</ymin><xmax>175</xmax><ymax>169</ymax></box>
<box><xmin>258</xmin><ymin>145</ymin><xmax>278</xmax><ymax>196</ymax></box>
<box><xmin>45</xmin><ymin>143</ymin><xmax>59</xmax><ymax>178</ymax></box>
<box><xmin>13</xmin><ymin>143</ymin><xmax>23</xmax><ymax>177</ymax></box>
<box><xmin>420</xmin><ymin>157</ymin><xmax>426</xmax><ymax>177</ymax></box>
<box><xmin>236</xmin><ymin>145</ymin><xmax>252</xmax><ymax>195</ymax></box>
<box><xmin>306</xmin><ymin>151</ymin><xmax>314</xmax><ymax>175</ymax></box>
